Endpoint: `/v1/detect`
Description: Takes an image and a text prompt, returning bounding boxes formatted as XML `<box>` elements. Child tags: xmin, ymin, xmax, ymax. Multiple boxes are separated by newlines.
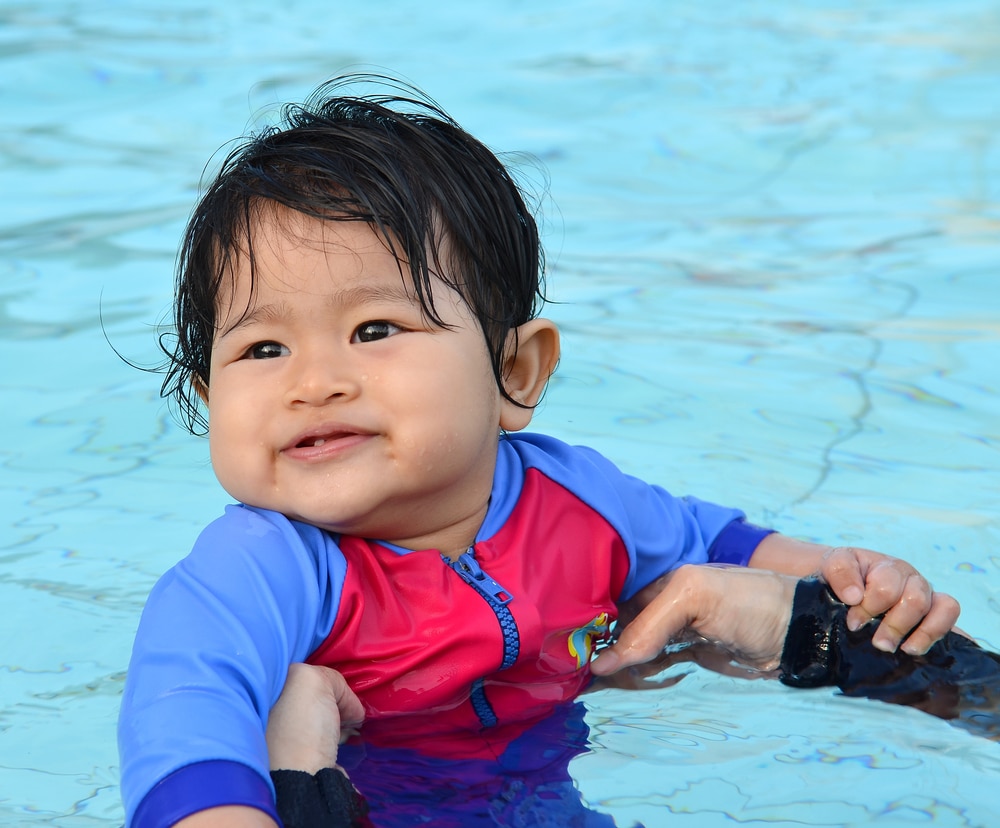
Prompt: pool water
<box><xmin>2</xmin><ymin>1</ymin><xmax>999</xmax><ymax>825</ymax></box>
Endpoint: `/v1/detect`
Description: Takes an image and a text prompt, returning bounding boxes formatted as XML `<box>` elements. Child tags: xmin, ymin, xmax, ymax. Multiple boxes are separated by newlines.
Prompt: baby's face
<box><xmin>204</xmin><ymin>209</ymin><xmax>505</xmax><ymax>555</ymax></box>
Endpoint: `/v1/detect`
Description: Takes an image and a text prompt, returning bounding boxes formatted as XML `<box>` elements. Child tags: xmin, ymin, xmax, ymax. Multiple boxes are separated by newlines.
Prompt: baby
<box><xmin>118</xmin><ymin>76</ymin><xmax>960</xmax><ymax>828</ymax></box>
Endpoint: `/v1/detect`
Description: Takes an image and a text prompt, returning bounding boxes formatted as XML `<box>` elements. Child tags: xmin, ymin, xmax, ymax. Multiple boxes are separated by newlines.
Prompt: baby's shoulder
<box><xmin>186</xmin><ymin>503</ymin><xmax>348</xmax><ymax>575</ymax></box>
<box><xmin>502</xmin><ymin>432</ymin><xmax>629</xmax><ymax>489</ymax></box>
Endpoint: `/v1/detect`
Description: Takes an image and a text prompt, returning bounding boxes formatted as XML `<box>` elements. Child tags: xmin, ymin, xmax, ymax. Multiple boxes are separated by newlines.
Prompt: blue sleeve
<box><xmin>497</xmin><ymin>434</ymin><xmax>773</xmax><ymax>602</ymax></box>
<box><xmin>117</xmin><ymin>505</ymin><xmax>348</xmax><ymax>828</ymax></box>
<box><xmin>706</xmin><ymin>516</ymin><xmax>774</xmax><ymax>567</ymax></box>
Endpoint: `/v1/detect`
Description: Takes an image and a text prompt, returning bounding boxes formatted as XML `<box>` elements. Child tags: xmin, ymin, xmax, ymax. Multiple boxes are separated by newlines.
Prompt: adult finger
<box><xmin>820</xmin><ymin>546</ymin><xmax>867</xmax><ymax>607</ymax></box>
<box><xmin>590</xmin><ymin>570</ymin><xmax>700</xmax><ymax>676</ymax></box>
<box><xmin>844</xmin><ymin>560</ymin><xmax>918</xmax><ymax>634</ymax></box>
<box><xmin>866</xmin><ymin>573</ymin><xmax>933</xmax><ymax>651</ymax></box>
<box><xmin>317</xmin><ymin>667</ymin><xmax>366</xmax><ymax>727</ymax></box>
<box><xmin>897</xmin><ymin>592</ymin><xmax>962</xmax><ymax>655</ymax></box>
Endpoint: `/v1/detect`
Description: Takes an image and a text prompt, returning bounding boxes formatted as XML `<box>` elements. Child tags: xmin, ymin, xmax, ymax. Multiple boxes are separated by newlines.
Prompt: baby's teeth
<box><xmin>313</xmin><ymin>438</ymin><xmax>326</xmax><ymax>447</ymax></box>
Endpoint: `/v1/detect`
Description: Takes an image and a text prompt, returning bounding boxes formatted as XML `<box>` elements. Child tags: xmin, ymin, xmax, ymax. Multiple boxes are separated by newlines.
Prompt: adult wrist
<box><xmin>270</xmin><ymin>767</ymin><xmax>367</xmax><ymax>828</ymax></box>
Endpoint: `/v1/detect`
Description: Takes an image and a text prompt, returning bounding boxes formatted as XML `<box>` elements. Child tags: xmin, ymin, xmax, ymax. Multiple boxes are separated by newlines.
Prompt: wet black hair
<box><xmin>161</xmin><ymin>74</ymin><xmax>545</xmax><ymax>434</ymax></box>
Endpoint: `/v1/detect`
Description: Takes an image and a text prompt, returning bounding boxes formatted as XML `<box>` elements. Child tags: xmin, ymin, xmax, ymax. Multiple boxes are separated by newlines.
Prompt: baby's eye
<box><xmin>352</xmin><ymin>321</ymin><xmax>402</xmax><ymax>343</ymax></box>
<box><xmin>245</xmin><ymin>341</ymin><xmax>289</xmax><ymax>359</ymax></box>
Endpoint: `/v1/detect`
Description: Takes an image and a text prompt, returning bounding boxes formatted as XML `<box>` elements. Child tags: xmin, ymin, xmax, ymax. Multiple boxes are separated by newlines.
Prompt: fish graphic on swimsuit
<box><xmin>568</xmin><ymin>612</ymin><xmax>611</xmax><ymax>669</ymax></box>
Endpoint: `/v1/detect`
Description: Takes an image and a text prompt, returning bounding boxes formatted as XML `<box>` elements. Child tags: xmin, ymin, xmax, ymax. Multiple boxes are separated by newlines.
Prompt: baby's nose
<box><xmin>285</xmin><ymin>350</ymin><xmax>361</xmax><ymax>406</ymax></box>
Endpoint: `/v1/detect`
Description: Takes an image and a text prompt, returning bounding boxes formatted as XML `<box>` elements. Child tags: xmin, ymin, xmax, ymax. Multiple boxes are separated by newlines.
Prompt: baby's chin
<box><xmin>217</xmin><ymin>481</ymin><xmax>448</xmax><ymax>547</ymax></box>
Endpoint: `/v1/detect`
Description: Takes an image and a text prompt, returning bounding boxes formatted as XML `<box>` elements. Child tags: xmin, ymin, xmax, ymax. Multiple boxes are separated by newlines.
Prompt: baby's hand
<box><xmin>819</xmin><ymin>546</ymin><xmax>960</xmax><ymax>655</ymax></box>
<box><xmin>590</xmin><ymin>564</ymin><xmax>798</xmax><ymax>677</ymax></box>
<box><xmin>266</xmin><ymin>663</ymin><xmax>365</xmax><ymax>773</ymax></box>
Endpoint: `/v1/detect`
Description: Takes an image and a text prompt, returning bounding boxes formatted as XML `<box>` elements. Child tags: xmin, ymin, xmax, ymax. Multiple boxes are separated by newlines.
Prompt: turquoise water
<box><xmin>2</xmin><ymin>1</ymin><xmax>999</xmax><ymax>825</ymax></box>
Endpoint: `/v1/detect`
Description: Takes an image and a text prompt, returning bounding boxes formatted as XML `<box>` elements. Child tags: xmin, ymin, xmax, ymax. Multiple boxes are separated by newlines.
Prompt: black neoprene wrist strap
<box><xmin>779</xmin><ymin>577</ymin><xmax>842</xmax><ymax>687</ymax></box>
<box><xmin>778</xmin><ymin>576</ymin><xmax>1000</xmax><ymax>729</ymax></box>
<box><xmin>270</xmin><ymin>767</ymin><xmax>368</xmax><ymax>828</ymax></box>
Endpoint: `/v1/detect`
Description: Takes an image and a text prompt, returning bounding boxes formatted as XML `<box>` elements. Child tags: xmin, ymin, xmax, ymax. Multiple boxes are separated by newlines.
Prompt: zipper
<box><xmin>448</xmin><ymin>551</ymin><xmax>513</xmax><ymax>607</ymax></box>
<box><xmin>445</xmin><ymin>549</ymin><xmax>520</xmax><ymax>726</ymax></box>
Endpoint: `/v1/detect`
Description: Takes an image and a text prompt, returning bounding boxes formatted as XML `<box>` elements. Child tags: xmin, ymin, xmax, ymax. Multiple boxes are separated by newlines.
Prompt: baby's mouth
<box><xmin>285</xmin><ymin>427</ymin><xmax>373</xmax><ymax>457</ymax></box>
<box><xmin>299</xmin><ymin>435</ymin><xmax>336</xmax><ymax>448</ymax></box>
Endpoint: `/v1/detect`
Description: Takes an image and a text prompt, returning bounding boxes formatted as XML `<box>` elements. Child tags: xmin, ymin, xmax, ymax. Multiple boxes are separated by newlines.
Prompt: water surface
<box><xmin>2</xmin><ymin>2</ymin><xmax>998</xmax><ymax>825</ymax></box>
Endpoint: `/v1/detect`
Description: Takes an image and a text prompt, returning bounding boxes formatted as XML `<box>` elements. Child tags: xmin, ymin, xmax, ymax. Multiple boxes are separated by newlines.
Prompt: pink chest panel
<box><xmin>307</xmin><ymin>469</ymin><xmax>630</xmax><ymax>743</ymax></box>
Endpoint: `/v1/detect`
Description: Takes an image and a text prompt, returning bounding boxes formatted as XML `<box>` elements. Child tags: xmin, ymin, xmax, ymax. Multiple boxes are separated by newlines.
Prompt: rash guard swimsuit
<box><xmin>118</xmin><ymin>433</ymin><xmax>772</xmax><ymax>827</ymax></box>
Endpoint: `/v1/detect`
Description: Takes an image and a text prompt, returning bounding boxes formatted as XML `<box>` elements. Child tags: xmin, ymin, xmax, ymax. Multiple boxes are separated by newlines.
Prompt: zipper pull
<box><xmin>449</xmin><ymin>551</ymin><xmax>513</xmax><ymax>606</ymax></box>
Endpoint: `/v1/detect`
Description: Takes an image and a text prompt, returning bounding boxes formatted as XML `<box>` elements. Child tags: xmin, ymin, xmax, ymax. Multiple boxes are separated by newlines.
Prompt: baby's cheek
<box><xmin>209</xmin><ymin>433</ymin><xmax>263</xmax><ymax>503</ymax></box>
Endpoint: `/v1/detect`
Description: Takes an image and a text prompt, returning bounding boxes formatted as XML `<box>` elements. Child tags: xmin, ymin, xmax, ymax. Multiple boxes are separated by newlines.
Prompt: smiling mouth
<box><xmin>285</xmin><ymin>428</ymin><xmax>372</xmax><ymax>458</ymax></box>
<box><xmin>293</xmin><ymin>429</ymin><xmax>357</xmax><ymax>449</ymax></box>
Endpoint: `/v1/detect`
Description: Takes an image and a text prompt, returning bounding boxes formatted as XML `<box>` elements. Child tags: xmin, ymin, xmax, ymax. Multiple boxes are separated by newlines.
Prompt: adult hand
<box><xmin>590</xmin><ymin>564</ymin><xmax>798</xmax><ymax>677</ymax></box>
<box><xmin>818</xmin><ymin>546</ymin><xmax>960</xmax><ymax>655</ymax></box>
<box><xmin>266</xmin><ymin>663</ymin><xmax>365</xmax><ymax>773</ymax></box>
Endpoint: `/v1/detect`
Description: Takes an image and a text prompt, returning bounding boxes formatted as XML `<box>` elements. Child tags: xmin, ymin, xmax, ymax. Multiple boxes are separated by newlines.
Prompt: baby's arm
<box><xmin>172</xmin><ymin>808</ymin><xmax>278</xmax><ymax>828</ymax></box>
<box><xmin>119</xmin><ymin>508</ymin><xmax>349</xmax><ymax>827</ymax></box>
<box><xmin>747</xmin><ymin>534</ymin><xmax>960</xmax><ymax>655</ymax></box>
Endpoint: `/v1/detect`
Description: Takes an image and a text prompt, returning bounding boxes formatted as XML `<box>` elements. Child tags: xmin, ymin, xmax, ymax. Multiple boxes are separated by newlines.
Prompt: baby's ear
<box><xmin>193</xmin><ymin>375</ymin><xmax>209</xmax><ymax>404</ymax></box>
<box><xmin>499</xmin><ymin>318</ymin><xmax>560</xmax><ymax>432</ymax></box>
